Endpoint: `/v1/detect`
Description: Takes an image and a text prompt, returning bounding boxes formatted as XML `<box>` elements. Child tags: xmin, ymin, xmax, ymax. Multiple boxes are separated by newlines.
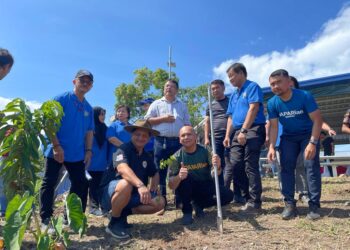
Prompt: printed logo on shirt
<box><xmin>142</xmin><ymin>161</ymin><xmax>147</xmax><ymax>168</ymax></box>
<box><xmin>84</xmin><ymin>111</ymin><xmax>89</xmax><ymax>117</ymax></box>
<box><xmin>279</xmin><ymin>109</ymin><xmax>304</xmax><ymax>118</ymax></box>
<box><xmin>242</xmin><ymin>92</ymin><xmax>247</xmax><ymax>98</ymax></box>
<box><xmin>116</xmin><ymin>154</ymin><xmax>124</xmax><ymax>161</ymax></box>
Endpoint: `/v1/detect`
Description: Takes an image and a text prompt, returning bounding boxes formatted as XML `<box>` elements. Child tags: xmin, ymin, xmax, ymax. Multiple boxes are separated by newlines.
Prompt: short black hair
<box><xmin>166</xmin><ymin>79</ymin><xmax>179</xmax><ymax>89</ymax></box>
<box><xmin>269</xmin><ymin>69</ymin><xmax>289</xmax><ymax>78</ymax></box>
<box><xmin>210</xmin><ymin>79</ymin><xmax>225</xmax><ymax>87</ymax></box>
<box><xmin>226</xmin><ymin>63</ymin><xmax>247</xmax><ymax>77</ymax></box>
<box><xmin>290</xmin><ymin>76</ymin><xmax>300</xmax><ymax>89</ymax></box>
<box><xmin>0</xmin><ymin>48</ymin><xmax>14</xmax><ymax>68</ymax></box>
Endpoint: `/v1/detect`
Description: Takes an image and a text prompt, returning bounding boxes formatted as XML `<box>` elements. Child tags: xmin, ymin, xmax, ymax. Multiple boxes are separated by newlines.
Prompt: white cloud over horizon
<box><xmin>213</xmin><ymin>4</ymin><xmax>350</xmax><ymax>91</ymax></box>
<box><xmin>0</xmin><ymin>96</ymin><xmax>42</xmax><ymax>111</ymax></box>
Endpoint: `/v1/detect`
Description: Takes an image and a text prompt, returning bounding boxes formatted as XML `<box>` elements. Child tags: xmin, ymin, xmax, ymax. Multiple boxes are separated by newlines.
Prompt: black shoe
<box><xmin>121</xmin><ymin>216</ymin><xmax>133</xmax><ymax>229</ymax></box>
<box><xmin>193</xmin><ymin>204</ymin><xmax>205</xmax><ymax>218</ymax></box>
<box><xmin>281</xmin><ymin>203</ymin><xmax>298</xmax><ymax>220</ymax></box>
<box><xmin>233</xmin><ymin>194</ymin><xmax>246</xmax><ymax>204</ymax></box>
<box><xmin>181</xmin><ymin>213</ymin><xmax>193</xmax><ymax>225</ymax></box>
<box><xmin>306</xmin><ymin>205</ymin><xmax>320</xmax><ymax>220</ymax></box>
<box><xmin>106</xmin><ymin>220</ymin><xmax>130</xmax><ymax>240</ymax></box>
<box><xmin>240</xmin><ymin>202</ymin><xmax>261</xmax><ymax>213</ymax></box>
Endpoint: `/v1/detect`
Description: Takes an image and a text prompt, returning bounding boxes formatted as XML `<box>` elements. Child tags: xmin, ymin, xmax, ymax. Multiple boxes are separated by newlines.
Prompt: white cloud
<box><xmin>213</xmin><ymin>5</ymin><xmax>350</xmax><ymax>91</ymax></box>
<box><xmin>0</xmin><ymin>96</ymin><xmax>42</xmax><ymax>111</ymax></box>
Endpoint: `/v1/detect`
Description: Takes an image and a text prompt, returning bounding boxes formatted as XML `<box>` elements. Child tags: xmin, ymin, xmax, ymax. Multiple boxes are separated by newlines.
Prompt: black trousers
<box><xmin>177</xmin><ymin>175</ymin><xmax>233</xmax><ymax>214</ymax></box>
<box><xmin>224</xmin><ymin>125</ymin><xmax>265</xmax><ymax>206</ymax></box>
<box><xmin>40</xmin><ymin>157</ymin><xmax>88</xmax><ymax>220</ymax></box>
<box><xmin>88</xmin><ymin>171</ymin><xmax>104</xmax><ymax>209</ymax></box>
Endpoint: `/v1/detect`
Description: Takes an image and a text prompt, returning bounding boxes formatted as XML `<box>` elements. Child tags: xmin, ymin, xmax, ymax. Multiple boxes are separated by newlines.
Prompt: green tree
<box><xmin>114</xmin><ymin>67</ymin><xmax>207</xmax><ymax>126</ymax></box>
<box><xmin>0</xmin><ymin>99</ymin><xmax>87</xmax><ymax>249</ymax></box>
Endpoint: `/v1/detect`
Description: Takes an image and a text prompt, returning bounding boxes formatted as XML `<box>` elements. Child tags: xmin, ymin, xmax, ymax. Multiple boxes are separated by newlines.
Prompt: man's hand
<box><xmin>84</xmin><ymin>151</ymin><xmax>92</xmax><ymax>169</ymax></box>
<box><xmin>223</xmin><ymin>137</ymin><xmax>230</xmax><ymax>148</ymax></box>
<box><xmin>163</xmin><ymin>114</ymin><xmax>175</xmax><ymax>123</ymax></box>
<box><xmin>53</xmin><ymin>145</ymin><xmax>64</xmax><ymax>163</ymax></box>
<box><xmin>138</xmin><ymin>185</ymin><xmax>151</xmax><ymax>204</ymax></box>
<box><xmin>237</xmin><ymin>132</ymin><xmax>247</xmax><ymax>146</ymax></box>
<box><xmin>328</xmin><ymin>129</ymin><xmax>336</xmax><ymax>136</ymax></box>
<box><xmin>178</xmin><ymin>162</ymin><xmax>188</xmax><ymax>180</ymax></box>
<box><xmin>304</xmin><ymin>143</ymin><xmax>316</xmax><ymax>160</ymax></box>
<box><xmin>267</xmin><ymin>147</ymin><xmax>276</xmax><ymax>163</ymax></box>
<box><xmin>211</xmin><ymin>154</ymin><xmax>221</xmax><ymax>175</ymax></box>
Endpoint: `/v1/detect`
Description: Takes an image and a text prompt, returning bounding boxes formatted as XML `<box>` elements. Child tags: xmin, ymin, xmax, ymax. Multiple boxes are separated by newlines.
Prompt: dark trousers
<box><xmin>88</xmin><ymin>171</ymin><xmax>104</xmax><ymax>209</ymax></box>
<box><xmin>154</xmin><ymin>136</ymin><xmax>181</xmax><ymax>198</ymax></box>
<box><xmin>214</xmin><ymin>139</ymin><xmax>225</xmax><ymax>186</ymax></box>
<box><xmin>40</xmin><ymin>157</ymin><xmax>88</xmax><ymax>220</ymax></box>
<box><xmin>177</xmin><ymin>175</ymin><xmax>233</xmax><ymax>214</ymax></box>
<box><xmin>225</xmin><ymin>125</ymin><xmax>265</xmax><ymax>206</ymax></box>
<box><xmin>279</xmin><ymin>133</ymin><xmax>321</xmax><ymax>207</ymax></box>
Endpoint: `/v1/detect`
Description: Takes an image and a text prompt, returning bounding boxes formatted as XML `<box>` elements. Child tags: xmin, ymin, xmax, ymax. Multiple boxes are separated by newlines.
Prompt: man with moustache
<box><xmin>267</xmin><ymin>69</ymin><xmax>323</xmax><ymax>220</ymax></box>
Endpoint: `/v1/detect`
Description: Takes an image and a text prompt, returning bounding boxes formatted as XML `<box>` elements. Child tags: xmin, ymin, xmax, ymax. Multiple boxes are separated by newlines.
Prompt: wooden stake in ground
<box><xmin>207</xmin><ymin>85</ymin><xmax>223</xmax><ymax>233</ymax></box>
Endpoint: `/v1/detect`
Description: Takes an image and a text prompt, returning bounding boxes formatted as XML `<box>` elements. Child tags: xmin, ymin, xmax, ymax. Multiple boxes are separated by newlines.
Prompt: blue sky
<box><xmin>1</xmin><ymin>0</ymin><xmax>350</xmax><ymax>121</ymax></box>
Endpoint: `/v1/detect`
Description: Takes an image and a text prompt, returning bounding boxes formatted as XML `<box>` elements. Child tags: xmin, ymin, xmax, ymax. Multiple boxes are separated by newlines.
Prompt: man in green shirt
<box><xmin>168</xmin><ymin>126</ymin><xmax>233</xmax><ymax>225</ymax></box>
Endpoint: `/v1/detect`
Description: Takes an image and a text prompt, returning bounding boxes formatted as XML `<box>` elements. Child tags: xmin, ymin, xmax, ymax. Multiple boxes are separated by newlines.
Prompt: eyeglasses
<box><xmin>78</xmin><ymin>78</ymin><xmax>93</xmax><ymax>85</ymax></box>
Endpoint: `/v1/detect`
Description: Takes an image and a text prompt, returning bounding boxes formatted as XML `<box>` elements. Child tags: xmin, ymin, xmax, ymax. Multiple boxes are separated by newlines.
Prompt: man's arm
<box><xmin>267</xmin><ymin>118</ymin><xmax>278</xmax><ymax>162</ymax></box>
<box><xmin>84</xmin><ymin>130</ymin><xmax>94</xmax><ymax>168</ymax></box>
<box><xmin>265</xmin><ymin>120</ymin><xmax>271</xmax><ymax>147</ymax></box>
<box><xmin>147</xmin><ymin>115</ymin><xmax>175</xmax><ymax>125</ymax></box>
<box><xmin>108</xmin><ymin>137</ymin><xmax>124</xmax><ymax>147</ymax></box>
<box><xmin>223</xmin><ymin>116</ymin><xmax>233</xmax><ymax>147</ymax></box>
<box><xmin>321</xmin><ymin>122</ymin><xmax>336</xmax><ymax>136</ymax></box>
<box><xmin>204</xmin><ymin>116</ymin><xmax>210</xmax><ymax>145</ymax></box>
<box><xmin>342</xmin><ymin>124</ymin><xmax>350</xmax><ymax>134</ymax></box>
<box><xmin>304</xmin><ymin>109</ymin><xmax>323</xmax><ymax>160</ymax></box>
<box><xmin>49</xmin><ymin>134</ymin><xmax>64</xmax><ymax>163</ymax></box>
<box><xmin>237</xmin><ymin>103</ymin><xmax>259</xmax><ymax>146</ymax></box>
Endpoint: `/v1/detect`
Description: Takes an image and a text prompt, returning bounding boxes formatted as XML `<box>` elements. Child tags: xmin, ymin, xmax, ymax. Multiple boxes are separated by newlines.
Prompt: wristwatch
<box><xmin>309</xmin><ymin>138</ymin><xmax>319</xmax><ymax>145</ymax></box>
<box><xmin>240</xmin><ymin>128</ymin><xmax>248</xmax><ymax>134</ymax></box>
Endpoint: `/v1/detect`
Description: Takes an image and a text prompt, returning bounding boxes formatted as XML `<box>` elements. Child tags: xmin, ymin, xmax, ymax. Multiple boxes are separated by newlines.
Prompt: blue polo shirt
<box><xmin>45</xmin><ymin>91</ymin><xmax>94</xmax><ymax>162</ymax></box>
<box><xmin>226</xmin><ymin>80</ymin><xmax>266</xmax><ymax>129</ymax></box>
<box><xmin>88</xmin><ymin>137</ymin><xmax>108</xmax><ymax>172</ymax></box>
<box><xmin>267</xmin><ymin>89</ymin><xmax>318</xmax><ymax>136</ymax></box>
<box><xmin>106</xmin><ymin>120</ymin><xmax>131</xmax><ymax>163</ymax></box>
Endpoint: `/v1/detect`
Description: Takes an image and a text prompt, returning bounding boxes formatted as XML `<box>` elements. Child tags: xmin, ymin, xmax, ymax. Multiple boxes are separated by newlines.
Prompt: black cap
<box><xmin>75</xmin><ymin>69</ymin><xmax>94</xmax><ymax>81</ymax></box>
<box><xmin>138</xmin><ymin>98</ymin><xmax>155</xmax><ymax>106</ymax></box>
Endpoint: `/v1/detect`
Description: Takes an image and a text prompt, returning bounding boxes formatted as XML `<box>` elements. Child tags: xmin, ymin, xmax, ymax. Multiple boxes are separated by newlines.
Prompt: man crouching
<box><xmin>100</xmin><ymin>120</ymin><xmax>165</xmax><ymax>239</ymax></box>
<box><xmin>168</xmin><ymin>126</ymin><xmax>233</xmax><ymax>225</ymax></box>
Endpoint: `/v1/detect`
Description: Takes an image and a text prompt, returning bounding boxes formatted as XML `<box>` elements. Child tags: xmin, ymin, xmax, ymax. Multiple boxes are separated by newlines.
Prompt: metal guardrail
<box><xmin>260</xmin><ymin>156</ymin><xmax>350</xmax><ymax>177</ymax></box>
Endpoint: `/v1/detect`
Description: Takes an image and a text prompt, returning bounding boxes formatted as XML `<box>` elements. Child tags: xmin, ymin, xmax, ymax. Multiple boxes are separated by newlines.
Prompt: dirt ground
<box><xmin>2</xmin><ymin>177</ymin><xmax>350</xmax><ymax>249</ymax></box>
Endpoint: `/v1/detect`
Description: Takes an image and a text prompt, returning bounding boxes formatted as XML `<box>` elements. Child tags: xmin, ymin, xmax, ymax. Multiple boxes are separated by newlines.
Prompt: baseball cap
<box><xmin>138</xmin><ymin>98</ymin><xmax>154</xmax><ymax>106</ymax></box>
<box><xmin>75</xmin><ymin>69</ymin><xmax>94</xmax><ymax>81</ymax></box>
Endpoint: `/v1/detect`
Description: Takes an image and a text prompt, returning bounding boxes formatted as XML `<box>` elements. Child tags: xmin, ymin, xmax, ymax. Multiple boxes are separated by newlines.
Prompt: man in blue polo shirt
<box><xmin>267</xmin><ymin>69</ymin><xmax>323</xmax><ymax>220</ymax></box>
<box><xmin>40</xmin><ymin>69</ymin><xmax>94</xmax><ymax>228</ymax></box>
<box><xmin>223</xmin><ymin>63</ymin><xmax>266</xmax><ymax>213</ymax></box>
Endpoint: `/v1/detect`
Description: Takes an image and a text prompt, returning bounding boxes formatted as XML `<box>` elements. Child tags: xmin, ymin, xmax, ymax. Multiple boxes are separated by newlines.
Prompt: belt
<box><xmin>156</xmin><ymin>136</ymin><xmax>179</xmax><ymax>140</ymax></box>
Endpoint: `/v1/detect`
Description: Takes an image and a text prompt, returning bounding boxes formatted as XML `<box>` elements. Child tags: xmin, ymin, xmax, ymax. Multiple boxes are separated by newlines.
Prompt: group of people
<box><xmin>1</xmin><ymin>48</ymin><xmax>350</xmax><ymax>241</ymax></box>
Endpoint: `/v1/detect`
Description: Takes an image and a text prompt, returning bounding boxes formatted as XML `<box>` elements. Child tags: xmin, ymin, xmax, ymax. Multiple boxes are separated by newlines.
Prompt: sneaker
<box><xmin>181</xmin><ymin>213</ymin><xmax>193</xmax><ymax>225</ymax></box>
<box><xmin>281</xmin><ymin>203</ymin><xmax>298</xmax><ymax>220</ymax></box>
<box><xmin>41</xmin><ymin>219</ymin><xmax>56</xmax><ymax>235</ymax></box>
<box><xmin>306</xmin><ymin>205</ymin><xmax>320</xmax><ymax>220</ymax></box>
<box><xmin>90</xmin><ymin>208</ymin><xmax>104</xmax><ymax>217</ymax></box>
<box><xmin>240</xmin><ymin>202</ymin><xmax>261</xmax><ymax>213</ymax></box>
<box><xmin>105</xmin><ymin>221</ymin><xmax>130</xmax><ymax>240</ymax></box>
<box><xmin>298</xmin><ymin>193</ymin><xmax>310</xmax><ymax>204</ymax></box>
<box><xmin>193</xmin><ymin>204</ymin><xmax>205</xmax><ymax>218</ymax></box>
<box><xmin>121</xmin><ymin>216</ymin><xmax>133</xmax><ymax>229</ymax></box>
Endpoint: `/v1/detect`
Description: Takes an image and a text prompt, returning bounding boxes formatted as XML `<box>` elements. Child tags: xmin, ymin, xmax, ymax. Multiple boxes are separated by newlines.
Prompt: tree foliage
<box><xmin>114</xmin><ymin>67</ymin><xmax>207</xmax><ymax>125</ymax></box>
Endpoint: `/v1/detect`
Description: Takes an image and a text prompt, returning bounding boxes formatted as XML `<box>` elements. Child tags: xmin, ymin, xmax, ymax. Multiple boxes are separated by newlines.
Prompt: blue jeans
<box><xmin>279</xmin><ymin>133</ymin><xmax>321</xmax><ymax>207</ymax></box>
<box><xmin>101</xmin><ymin>179</ymin><xmax>156</xmax><ymax>212</ymax></box>
<box><xmin>154</xmin><ymin>136</ymin><xmax>181</xmax><ymax>198</ymax></box>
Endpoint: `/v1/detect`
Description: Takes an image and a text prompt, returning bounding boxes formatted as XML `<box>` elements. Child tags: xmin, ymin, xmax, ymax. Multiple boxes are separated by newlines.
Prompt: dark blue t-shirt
<box><xmin>267</xmin><ymin>89</ymin><xmax>318</xmax><ymax>136</ymax></box>
<box><xmin>226</xmin><ymin>80</ymin><xmax>266</xmax><ymax>129</ymax></box>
